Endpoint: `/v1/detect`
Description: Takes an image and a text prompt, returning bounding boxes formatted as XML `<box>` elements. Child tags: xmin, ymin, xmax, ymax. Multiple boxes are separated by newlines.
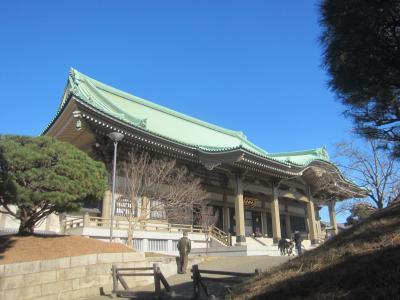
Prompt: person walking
<box><xmin>177</xmin><ymin>231</ymin><xmax>191</xmax><ymax>274</ymax></box>
<box><xmin>293</xmin><ymin>231</ymin><xmax>303</xmax><ymax>255</ymax></box>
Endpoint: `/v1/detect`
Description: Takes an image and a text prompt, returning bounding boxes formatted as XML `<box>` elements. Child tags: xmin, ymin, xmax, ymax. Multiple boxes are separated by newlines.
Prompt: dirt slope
<box><xmin>231</xmin><ymin>202</ymin><xmax>400</xmax><ymax>300</ymax></box>
<box><xmin>0</xmin><ymin>235</ymin><xmax>133</xmax><ymax>264</ymax></box>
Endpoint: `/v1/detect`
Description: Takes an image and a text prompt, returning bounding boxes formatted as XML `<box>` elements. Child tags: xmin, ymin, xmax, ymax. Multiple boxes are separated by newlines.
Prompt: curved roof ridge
<box><xmin>70</xmin><ymin>68</ymin><xmax>250</xmax><ymax>142</ymax></box>
<box><xmin>60</xmin><ymin>69</ymin><xmax>330</xmax><ymax>166</ymax></box>
<box><xmin>268</xmin><ymin>146</ymin><xmax>329</xmax><ymax>159</ymax></box>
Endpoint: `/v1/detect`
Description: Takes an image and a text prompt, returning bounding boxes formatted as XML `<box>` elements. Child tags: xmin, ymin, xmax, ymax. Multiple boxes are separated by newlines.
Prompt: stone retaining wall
<box><xmin>0</xmin><ymin>252</ymin><xmax>160</xmax><ymax>300</ymax></box>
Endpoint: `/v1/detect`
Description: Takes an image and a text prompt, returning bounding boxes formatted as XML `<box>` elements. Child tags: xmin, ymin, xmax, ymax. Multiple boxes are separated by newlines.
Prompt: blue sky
<box><xmin>0</xmin><ymin>1</ymin><xmax>353</xmax><ymax>222</ymax></box>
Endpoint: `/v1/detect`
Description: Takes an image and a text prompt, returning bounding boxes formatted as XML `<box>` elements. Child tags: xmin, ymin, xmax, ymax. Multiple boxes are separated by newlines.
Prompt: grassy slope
<box><xmin>231</xmin><ymin>202</ymin><xmax>400</xmax><ymax>300</ymax></box>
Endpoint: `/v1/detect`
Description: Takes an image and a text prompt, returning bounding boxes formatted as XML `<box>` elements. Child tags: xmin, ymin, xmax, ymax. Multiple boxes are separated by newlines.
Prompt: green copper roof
<box><xmin>55</xmin><ymin>68</ymin><xmax>330</xmax><ymax>166</ymax></box>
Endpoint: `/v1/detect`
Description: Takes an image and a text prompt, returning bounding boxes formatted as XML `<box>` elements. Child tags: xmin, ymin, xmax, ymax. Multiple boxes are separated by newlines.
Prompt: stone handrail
<box><xmin>63</xmin><ymin>217</ymin><xmax>85</xmax><ymax>229</ymax></box>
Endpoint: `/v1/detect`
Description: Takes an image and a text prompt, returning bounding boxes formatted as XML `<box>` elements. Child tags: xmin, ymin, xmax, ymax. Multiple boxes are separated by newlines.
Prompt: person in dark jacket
<box><xmin>293</xmin><ymin>231</ymin><xmax>303</xmax><ymax>255</ymax></box>
<box><xmin>177</xmin><ymin>231</ymin><xmax>191</xmax><ymax>274</ymax></box>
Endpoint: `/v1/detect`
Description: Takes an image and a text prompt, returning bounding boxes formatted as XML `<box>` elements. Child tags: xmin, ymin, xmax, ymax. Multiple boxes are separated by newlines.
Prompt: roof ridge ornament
<box><xmin>139</xmin><ymin>118</ymin><xmax>147</xmax><ymax>129</ymax></box>
<box><xmin>69</xmin><ymin>68</ymin><xmax>76</xmax><ymax>81</ymax></box>
<box><xmin>316</xmin><ymin>146</ymin><xmax>330</xmax><ymax>161</ymax></box>
<box><xmin>69</xmin><ymin>68</ymin><xmax>83</xmax><ymax>99</ymax></box>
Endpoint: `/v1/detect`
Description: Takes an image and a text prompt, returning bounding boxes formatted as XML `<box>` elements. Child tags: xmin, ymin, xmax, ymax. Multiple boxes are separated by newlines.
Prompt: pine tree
<box><xmin>0</xmin><ymin>135</ymin><xmax>108</xmax><ymax>235</ymax></box>
<box><xmin>320</xmin><ymin>0</ymin><xmax>400</xmax><ymax>157</ymax></box>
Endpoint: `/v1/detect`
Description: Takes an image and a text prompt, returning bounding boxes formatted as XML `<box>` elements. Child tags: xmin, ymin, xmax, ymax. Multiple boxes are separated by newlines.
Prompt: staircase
<box><xmin>209</xmin><ymin>226</ymin><xmax>232</xmax><ymax>247</ymax></box>
<box><xmin>245</xmin><ymin>237</ymin><xmax>281</xmax><ymax>256</ymax></box>
<box><xmin>208</xmin><ymin>228</ymin><xmax>282</xmax><ymax>256</ymax></box>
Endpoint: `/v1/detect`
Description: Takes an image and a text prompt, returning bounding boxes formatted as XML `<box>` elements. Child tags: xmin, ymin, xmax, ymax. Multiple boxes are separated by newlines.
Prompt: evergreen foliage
<box><xmin>0</xmin><ymin>135</ymin><xmax>107</xmax><ymax>235</ymax></box>
<box><xmin>346</xmin><ymin>202</ymin><xmax>376</xmax><ymax>225</ymax></box>
<box><xmin>319</xmin><ymin>0</ymin><xmax>400</xmax><ymax>157</ymax></box>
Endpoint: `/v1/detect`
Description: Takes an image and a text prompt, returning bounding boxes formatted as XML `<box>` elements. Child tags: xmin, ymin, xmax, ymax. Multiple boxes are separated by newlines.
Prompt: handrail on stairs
<box><xmin>209</xmin><ymin>225</ymin><xmax>232</xmax><ymax>247</ymax></box>
<box><xmin>252</xmin><ymin>236</ymin><xmax>267</xmax><ymax>246</ymax></box>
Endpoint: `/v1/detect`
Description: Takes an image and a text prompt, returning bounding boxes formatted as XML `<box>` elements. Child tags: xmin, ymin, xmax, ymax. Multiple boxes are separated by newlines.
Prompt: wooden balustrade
<box><xmin>209</xmin><ymin>225</ymin><xmax>232</xmax><ymax>246</ymax></box>
<box><xmin>63</xmin><ymin>216</ymin><xmax>207</xmax><ymax>234</ymax></box>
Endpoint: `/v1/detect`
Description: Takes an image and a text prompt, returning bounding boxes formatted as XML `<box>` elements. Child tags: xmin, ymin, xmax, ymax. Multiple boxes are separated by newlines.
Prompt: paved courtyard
<box><xmin>89</xmin><ymin>255</ymin><xmax>290</xmax><ymax>299</ymax></box>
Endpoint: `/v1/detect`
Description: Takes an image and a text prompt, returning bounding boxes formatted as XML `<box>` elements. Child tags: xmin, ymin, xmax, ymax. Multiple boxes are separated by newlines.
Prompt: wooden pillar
<box><xmin>223</xmin><ymin>207</ymin><xmax>230</xmax><ymax>233</ymax></box>
<box><xmin>271</xmin><ymin>184</ymin><xmax>281</xmax><ymax>243</ymax></box>
<box><xmin>314</xmin><ymin>206</ymin><xmax>322</xmax><ymax>236</ymax></box>
<box><xmin>261</xmin><ymin>200</ymin><xmax>268</xmax><ymax>236</ymax></box>
<box><xmin>328</xmin><ymin>200</ymin><xmax>338</xmax><ymax>235</ymax></box>
<box><xmin>306</xmin><ymin>187</ymin><xmax>318</xmax><ymax>244</ymax></box>
<box><xmin>222</xmin><ymin>191</ymin><xmax>230</xmax><ymax>233</ymax></box>
<box><xmin>102</xmin><ymin>190</ymin><xmax>111</xmax><ymax>220</ymax></box>
<box><xmin>234</xmin><ymin>173</ymin><xmax>246</xmax><ymax>244</ymax></box>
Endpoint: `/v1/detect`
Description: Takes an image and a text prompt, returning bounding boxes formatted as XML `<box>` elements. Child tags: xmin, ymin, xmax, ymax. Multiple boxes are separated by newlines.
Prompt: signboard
<box><xmin>243</xmin><ymin>197</ymin><xmax>257</xmax><ymax>208</ymax></box>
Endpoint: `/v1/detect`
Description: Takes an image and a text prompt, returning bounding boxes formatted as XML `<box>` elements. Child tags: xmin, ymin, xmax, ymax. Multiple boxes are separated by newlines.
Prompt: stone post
<box><xmin>328</xmin><ymin>200</ymin><xmax>338</xmax><ymax>235</ymax></box>
<box><xmin>271</xmin><ymin>184</ymin><xmax>281</xmax><ymax>243</ymax></box>
<box><xmin>102</xmin><ymin>190</ymin><xmax>111</xmax><ymax>220</ymax></box>
<box><xmin>234</xmin><ymin>173</ymin><xmax>246</xmax><ymax>244</ymax></box>
<box><xmin>83</xmin><ymin>212</ymin><xmax>90</xmax><ymax>227</ymax></box>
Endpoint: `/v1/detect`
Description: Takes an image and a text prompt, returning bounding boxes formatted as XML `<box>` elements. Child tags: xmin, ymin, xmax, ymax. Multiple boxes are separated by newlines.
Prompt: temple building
<box><xmin>38</xmin><ymin>68</ymin><xmax>366</xmax><ymax>254</ymax></box>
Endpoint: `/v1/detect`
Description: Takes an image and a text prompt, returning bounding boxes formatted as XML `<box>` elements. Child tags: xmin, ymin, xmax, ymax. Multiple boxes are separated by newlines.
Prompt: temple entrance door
<box><xmin>229</xmin><ymin>208</ymin><xmax>236</xmax><ymax>235</ymax></box>
<box><xmin>244</xmin><ymin>210</ymin><xmax>253</xmax><ymax>236</ymax></box>
<box><xmin>266</xmin><ymin>213</ymin><xmax>273</xmax><ymax>237</ymax></box>
<box><xmin>252</xmin><ymin>211</ymin><xmax>262</xmax><ymax>236</ymax></box>
<box><xmin>280</xmin><ymin>216</ymin><xmax>287</xmax><ymax>239</ymax></box>
<box><xmin>244</xmin><ymin>210</ymin><xmax>262</xmax><ymax>236</ymax></box>
<box><xmin>213</xmin><ymin>206</ymin><xmax>223</xmax><ymax>230</ymax></box>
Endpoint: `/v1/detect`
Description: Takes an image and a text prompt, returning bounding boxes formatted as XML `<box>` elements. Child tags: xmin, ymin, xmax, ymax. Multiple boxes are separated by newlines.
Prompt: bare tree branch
<box><xmin>194</xmin><ymin>205</ymin><xmax>219</xmax><ymax>253</ymax></box>
<box><xmin>333</xmin><ymin>139</ymin><xmax>400</xmax><ymax>215</ymax></box>
<box><xmin>116</xmin><ymin>150</ymin><xmax>208</xmax><ymax>247</ymax></box>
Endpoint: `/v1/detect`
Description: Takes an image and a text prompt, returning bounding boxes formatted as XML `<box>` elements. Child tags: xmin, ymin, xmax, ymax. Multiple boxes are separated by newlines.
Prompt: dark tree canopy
<box><xmin>0</xmin><ymin>135</ymin><xmax>108</xmax><ymax>235</ymax></box>
<box><xmin>320</xmin><ymin>0</ymin><xmax>400</xmax><ymax>157</ymax></box>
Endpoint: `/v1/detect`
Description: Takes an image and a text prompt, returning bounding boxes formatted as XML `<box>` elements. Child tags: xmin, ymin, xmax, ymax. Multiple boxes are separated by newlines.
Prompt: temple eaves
<box><xmin>43</xmin><ymin>68</ymin><xmax>367</xmax><ymax>201</ymax></box>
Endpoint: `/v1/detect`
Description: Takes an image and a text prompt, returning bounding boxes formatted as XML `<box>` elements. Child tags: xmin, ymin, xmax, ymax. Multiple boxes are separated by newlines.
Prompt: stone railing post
<box><xmin>83</xmin><ymin>212</ymin><xmax>90</xmax><ymax>227</ymax></box>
